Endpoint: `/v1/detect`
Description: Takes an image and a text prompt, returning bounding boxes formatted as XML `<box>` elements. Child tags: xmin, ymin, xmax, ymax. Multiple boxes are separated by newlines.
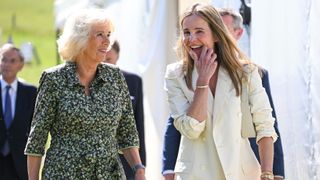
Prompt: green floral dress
<box><xmin>25</xmin><ymin>62</ymin><xmax>139</xmax><ymax>179</ymax></box>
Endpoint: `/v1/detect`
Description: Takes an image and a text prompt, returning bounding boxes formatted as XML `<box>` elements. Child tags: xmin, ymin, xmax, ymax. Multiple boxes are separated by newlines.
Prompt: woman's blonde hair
<box><xmin>57</xmin><ymin>9</ymin><xmax>114</xmax><ymax>61</ymax></box>
<box><xmin>177</xmin><ymin>3</ymin><xmax>249</xmax><ymax>96</ymax></box>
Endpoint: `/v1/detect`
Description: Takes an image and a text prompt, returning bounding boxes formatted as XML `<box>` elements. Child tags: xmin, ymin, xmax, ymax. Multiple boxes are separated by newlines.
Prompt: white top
<box><xmin>1</xmin><ymin>76</ymin><xmax>18</xmax><ymax>117</ymax></box>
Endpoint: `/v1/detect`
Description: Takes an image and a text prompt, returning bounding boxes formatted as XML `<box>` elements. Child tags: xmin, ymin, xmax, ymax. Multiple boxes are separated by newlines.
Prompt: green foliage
<box><xmin>0</xmin><ymin>0</ymin><xmax>58</xmax><ymax>86</ymax></box>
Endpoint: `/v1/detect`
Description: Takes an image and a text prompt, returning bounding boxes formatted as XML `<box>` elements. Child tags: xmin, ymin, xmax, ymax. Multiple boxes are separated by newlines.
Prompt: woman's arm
<box><xmin>248</xmin><ymin>66</ymin><xmax>278</xmax><ymax>179</ymax></box>
<box><xmin>27</xmin><ymin>155</ymin><xmax>42</xmax><ymax>180</ymax></box>
<box><xmin>186</xmin><ymin>47</ymin><xmax>217</xmax><ymax>122</ymax></box>
<box><xmin>123</xmin><ymin>148</ymin><xmax>146</xmax><ymax>179</ymax></box>
<box><xmin>258</xmin><ymin>137</ymin><xmax>274</xmax><ymax>172</ymax></box>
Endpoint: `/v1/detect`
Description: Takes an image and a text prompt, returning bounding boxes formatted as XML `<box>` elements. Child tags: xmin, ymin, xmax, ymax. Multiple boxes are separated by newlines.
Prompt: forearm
<box><xmin>27</xmin><ymin>155</ymin><xmax>42</xmax><ymax>180</ymax></box>
<box><xmin>123</xmin><ymin>147</ymin><xmax>142</xmax><ymax>166</ymax></box>
<box><xmin>258</xmin><ymin>137</ymin><xmax>274</xmax><ymax>172</ymax></box>
<box><xmin>123</xmin><ymin>147</ymin><xmax>145</xmax><ymax>179</ymax></box>
<box><xmin>186</xmin><ymin>85</ymin><xmax>209</xmax><ymax>122</ymax></box>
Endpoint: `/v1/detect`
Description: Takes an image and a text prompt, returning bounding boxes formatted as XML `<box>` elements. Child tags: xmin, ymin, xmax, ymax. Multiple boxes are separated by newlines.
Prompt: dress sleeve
<box><xmin>116</xmin><ymin>70</ymin><xmax>139</xmax><ymax>151</ymax></box>
<box><xmin>24</xmin><ymin>72</ymin><xmax>58</xmax><ymax>156</ymax></box>
<box><xmin>248</xmin><ymin>66</ymin><xmax>278</xmax><ymax>143</ymax></box>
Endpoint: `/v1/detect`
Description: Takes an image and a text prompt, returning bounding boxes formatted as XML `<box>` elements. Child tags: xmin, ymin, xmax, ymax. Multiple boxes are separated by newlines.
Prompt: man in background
<box><xmin>104</xmin><ymin>40</ymin><xmax>146</xmax><ymax>180</ymax></box>
<box><xmin>162</xmin><ymin>8</ymin><xmax>285</xmax><ymax>180</ymax></box>
<box><xmin>0</xmin><ymin>43</ymin><xmax>37</xmax><ymax>180</ymax></box>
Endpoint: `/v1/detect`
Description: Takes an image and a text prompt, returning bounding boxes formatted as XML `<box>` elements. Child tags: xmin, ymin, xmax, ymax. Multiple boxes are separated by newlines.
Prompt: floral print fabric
<box><xmin>25</xmin><ymin>62</ymin><xmax>139</xmax><ymax>179</ymax></box>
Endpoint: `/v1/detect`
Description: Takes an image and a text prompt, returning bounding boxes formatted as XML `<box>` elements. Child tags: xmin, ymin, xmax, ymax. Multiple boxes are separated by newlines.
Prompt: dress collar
<box><xmin>64</xmin><ymin>61</ymin><xmax>109</xmax><ymax>87</ymax></box>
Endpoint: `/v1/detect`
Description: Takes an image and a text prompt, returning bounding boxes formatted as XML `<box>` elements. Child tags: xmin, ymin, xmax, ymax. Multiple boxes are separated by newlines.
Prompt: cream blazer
<box><xmin>165</xmin><ymin>62</ymin><xmax>277</xmax><ymax>180</ymax></box>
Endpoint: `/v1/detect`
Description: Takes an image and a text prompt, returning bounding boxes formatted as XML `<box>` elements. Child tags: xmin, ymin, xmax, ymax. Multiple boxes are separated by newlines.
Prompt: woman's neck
<box><xmin>75</xmin><ymin>58</ymin><xmax>99</xmax><ymax>95</ymax></box>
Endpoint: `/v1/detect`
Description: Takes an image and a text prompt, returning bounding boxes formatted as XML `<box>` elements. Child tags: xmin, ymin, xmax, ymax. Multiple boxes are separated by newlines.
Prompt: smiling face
<box><xmin>182</xmin><ymin>14</ymin><xmax>216</xmax><ymax>59</ymax></box>
<box><xmin>81</xmin><ymin>22</ymin><xmax>113</xmax><ymax>63</ymax></box>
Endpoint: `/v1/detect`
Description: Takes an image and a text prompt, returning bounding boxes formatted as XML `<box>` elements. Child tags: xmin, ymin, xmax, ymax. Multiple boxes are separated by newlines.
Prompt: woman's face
<box><xmin>182</xmin><ymin>14</ymin><xmax>216</xmax><ymax>59</ymax></box>
<box><xmin>83</xmin><ymin>22</ymin><xmax>112</xmax><ymax>63</ymax></box>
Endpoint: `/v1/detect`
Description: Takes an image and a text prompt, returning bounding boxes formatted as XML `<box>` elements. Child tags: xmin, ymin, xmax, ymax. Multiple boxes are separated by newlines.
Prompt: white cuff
<box><xmin>162</xmin><ymin>169</ymin><xmax>175</xmax><ymax>175</ymax></box>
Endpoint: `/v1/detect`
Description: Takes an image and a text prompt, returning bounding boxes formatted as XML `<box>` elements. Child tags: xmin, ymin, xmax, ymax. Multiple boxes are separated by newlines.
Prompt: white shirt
<box><xmin>1</xmin><ymin>76</ymin><xmax>18</xmax><ymax>117</ymax></box>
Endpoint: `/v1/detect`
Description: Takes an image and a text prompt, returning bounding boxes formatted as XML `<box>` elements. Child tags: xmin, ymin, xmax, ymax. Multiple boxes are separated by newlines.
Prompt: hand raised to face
<box><xmin>188</xmin><ymin>46</ymin><xmax>218</xmax><ymax>85</ymax></box>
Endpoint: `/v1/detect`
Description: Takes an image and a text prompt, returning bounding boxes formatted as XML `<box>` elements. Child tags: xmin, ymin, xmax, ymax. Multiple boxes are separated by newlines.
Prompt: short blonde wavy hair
<box><xmin>57</xmin><ymin>9</ymin><xmax>115</xmax><ymax>61</ymax></box>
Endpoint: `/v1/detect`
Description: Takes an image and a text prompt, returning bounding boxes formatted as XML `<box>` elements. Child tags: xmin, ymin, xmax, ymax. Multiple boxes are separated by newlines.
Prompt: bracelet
<box><xmin>196</xmin><ymin>85</ymin><xmax>208</xmax><ymax>89</ymax></box>
<box><xmin>261</xmin><ymin>171</ymin><xmax>274</xmax><ymax>180</ymax></box>
<box><xmin>132</xmin><ymin>163</ymin><xmax>145</xmax><ymax>174</ymax></box>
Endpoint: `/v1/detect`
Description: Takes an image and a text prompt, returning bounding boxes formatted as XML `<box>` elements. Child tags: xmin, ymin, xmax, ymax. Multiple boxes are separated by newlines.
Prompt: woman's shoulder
<box><xmin>239</xmin><ymin>60</ymin><xmax>258</xmax><ymax>74</ymax></box>
<box><xmin>43</xmin><ymin>62</ymin><xmax>72</xmax><ymax>75</ymax></box>
<box><xmin>99</xmin><ymin>62</ymin><xmax>121</xmax><ymax>75</ymax></box>
<box><xmin>98</xmin><ymin>62</ymin><xmax>123</xmax><ymax>80</ymax></box>
<box><xmin>40</xmin><ymin>62</ymin><xmax>77</xmax><ymax>86</ymax></box>
<box><xmin>165</xmin><ymin>61</ymin><xmax>184</xmax><ymax>79</ymax></box>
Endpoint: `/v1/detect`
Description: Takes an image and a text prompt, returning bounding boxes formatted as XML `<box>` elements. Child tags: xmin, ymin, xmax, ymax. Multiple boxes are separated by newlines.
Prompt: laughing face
<box><xmin>182</xmin><ymin>14</ymin><xmax>217</xmax><ymax>60</ymax></box>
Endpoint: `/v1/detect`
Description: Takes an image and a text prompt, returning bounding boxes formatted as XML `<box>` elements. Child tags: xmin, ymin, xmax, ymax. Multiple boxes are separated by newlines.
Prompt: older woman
<box><xmin>165</xmin><ymin>3</ymin><xmax>277</xmax><ymax>180</ymax></box>
<box><xmin>25</xmin><ymin>9</ymin><xmax>145</xmax><ymax>180</ymax></box>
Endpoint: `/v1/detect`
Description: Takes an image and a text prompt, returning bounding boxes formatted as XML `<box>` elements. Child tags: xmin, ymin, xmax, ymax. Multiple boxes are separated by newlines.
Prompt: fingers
<box><xmin>198</xmin><ymin>47</ymin><xmax>216</xmax><ymax>67</ymax></box>
<box><xmin>196</xmin><ymin>47</ymin><xmax>218</xmax><ymax>80</ymax></box>
<box><xmin>188</xmin><ymin>50</ymin><xmax>198</xmax><ymax>61</ymax></box>
<box><xmin>199</xmin><ymin>46</ymin><xmax>208</xmax><ymax>63</ymax></box>
<box><xmin>187</xmin><ymin>46</ymin><xmax>217</xmax><ymax>69</ymax></box>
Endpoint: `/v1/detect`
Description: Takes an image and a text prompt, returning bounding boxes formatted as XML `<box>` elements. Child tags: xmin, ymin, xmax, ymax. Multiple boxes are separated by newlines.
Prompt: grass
<box><xmin>0</xmin><ymin>0</ymin><xmax>57</xmax><ymax>86</ymax></box>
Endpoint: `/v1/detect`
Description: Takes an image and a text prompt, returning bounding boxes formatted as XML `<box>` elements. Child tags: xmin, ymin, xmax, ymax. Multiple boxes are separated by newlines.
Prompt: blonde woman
<box><xmin>165</xmin><ymin>3</ymin><xmax>277</xmax><ymax>180</ymax></box>
<box><xmin>25</xmin><ymin>9</ymin><xmax>145</xmax><ymax>180</ymax></box>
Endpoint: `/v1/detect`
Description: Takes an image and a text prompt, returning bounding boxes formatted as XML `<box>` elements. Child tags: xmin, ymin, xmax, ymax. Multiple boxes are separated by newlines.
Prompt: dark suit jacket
<box><xmin>162</xmin><ymin>68</ymin><xmax>285</xmax><ymax>177</ymax></box>
<box><xmin>119</xmin><ymin>71</ymin><xmax>146</xmax><ymax>179</ymax></box>
<box><xmin>0</xmin><ymin>81</ymin><xmax>37</xmax><ymax>180</ymax></box>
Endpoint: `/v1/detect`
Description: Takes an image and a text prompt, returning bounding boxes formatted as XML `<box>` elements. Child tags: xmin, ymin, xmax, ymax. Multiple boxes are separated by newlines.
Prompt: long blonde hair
<box><xmin>177</xmin><ymin>3</ymin><xmax>249</xmax><ymax>96</ymax></box>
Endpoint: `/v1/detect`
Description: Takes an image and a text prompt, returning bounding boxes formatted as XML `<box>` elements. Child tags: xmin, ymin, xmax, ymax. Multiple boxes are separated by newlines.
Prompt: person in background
<box><xmin>104</xmin><ymin>40</ymin><xmax>146</xmax><ymax>180</ymax></box>
<box><xmin>24</xmin><ymin>9</ymin><xmax>145</xmax><ymax>180</ymax></box>
<box><xmin>162</xmin><ymin>6</ymin><xmax>285</xmax><ymax>180</ymax></box>
<box><xmin>164</xmin><ymin>3</ymin><xmax>277</xmax><ymax>179</ymax></box>
<box><xmin>0</xmin><ymin>43</ymin><xmax>37</xmax><ymax>180</ymax></box>
<box><xmin>219</xmin><ymin>8</ymin><xmax>284</xmax><ymax>179</ymax></box>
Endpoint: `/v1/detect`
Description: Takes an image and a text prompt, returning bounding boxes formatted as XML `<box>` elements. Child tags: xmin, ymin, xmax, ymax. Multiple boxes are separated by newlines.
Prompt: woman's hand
<box><xmin>189</xmin><ymin>46</ymin><xmax>218</xmax><ymax>85</ymax></box>
<box><xmin>135</xmin><ymin>168</ymin><xmax>146</xmax><ymax>180</ymax></box>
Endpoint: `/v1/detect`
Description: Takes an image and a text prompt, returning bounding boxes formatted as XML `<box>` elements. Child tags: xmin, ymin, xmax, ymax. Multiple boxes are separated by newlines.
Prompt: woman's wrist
<box><xmin>196</xmin><ymin>78</ymin><xmax>209</xmax><ymax>87</ymax></box>
<box><xmin>196</xmin><ymin>85</ymin><xmax>209</xmax><ymax>89</ymax></box>
<box><xmin>132</xmin><ymin>163</ymin><xmax>145</xmax><ymax>175</ymax></box>
<box><xmin>135</xmin><ymin>168</ymin><xmax>145</xmax><ymax>174</ymax></box>
<box><xmin>261</xmin><ymin>171</ymin><xmax>274</xmax><ymax>180</ymax></box>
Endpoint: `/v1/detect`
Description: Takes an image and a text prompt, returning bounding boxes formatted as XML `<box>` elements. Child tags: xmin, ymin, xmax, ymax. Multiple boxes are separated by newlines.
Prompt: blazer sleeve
<box><xmin>135</xmin><ymin>76</ymin><xmax>146</xmax><ymax>166</ymax></box>
<box><xmin>248</xmin><ymin>66</ymin><xmax>278</xmax><ymax>142</ymax></box>
<box><xmin>124</xmin><ymin>72</ymin><xmax>146</xmax><ymax>166</ymax></box>
<box><xmin>164</xmin><ymin>63</ymin><xmax>206</xmax><ymax>140</ymax></box>
<box><xmin>162</xmin><ymin>116</ymin><xmax>181</xmax><ymax>173</ymax></box>
<box><xmin>261</xmin><ymin>69</ymin><xmax>285</xmax><ymax>177</ymax></box>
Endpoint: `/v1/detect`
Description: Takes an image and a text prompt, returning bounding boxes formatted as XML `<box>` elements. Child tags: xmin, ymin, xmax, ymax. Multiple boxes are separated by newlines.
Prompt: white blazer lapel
<box><xmin>212</xmin><ymin>67</ymin><xmax>235</xmax><ymax>127</ymax></box>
